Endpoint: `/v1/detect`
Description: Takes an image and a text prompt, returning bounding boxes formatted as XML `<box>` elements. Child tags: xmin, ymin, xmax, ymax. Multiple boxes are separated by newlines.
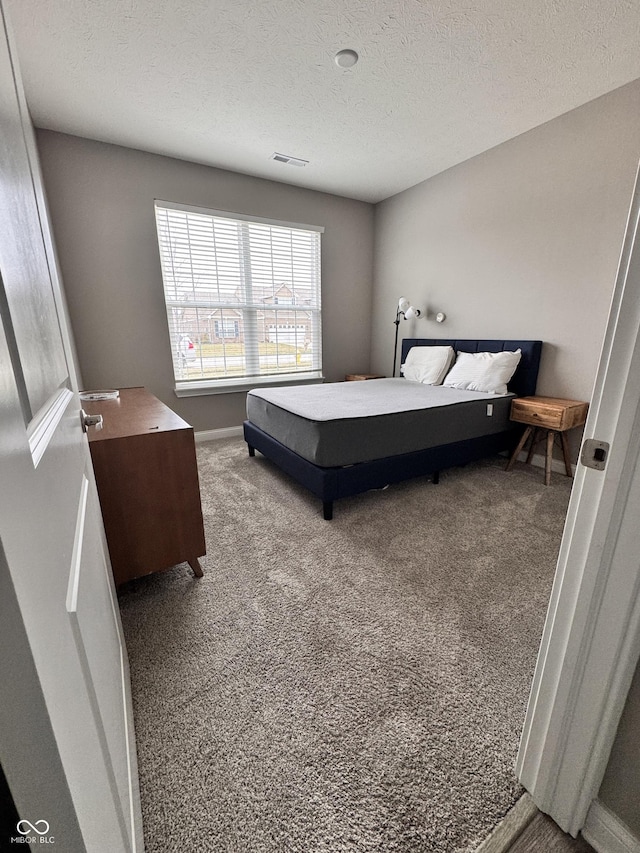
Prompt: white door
<box><xmin>517</xmin><ymin>161</ymin><xmax>640</xmax><ymax>835</ymax></box>
<box><xmin>0</xmin><ymin>6</ymin><xmax>142</xmax><ymax>851</ymax></box>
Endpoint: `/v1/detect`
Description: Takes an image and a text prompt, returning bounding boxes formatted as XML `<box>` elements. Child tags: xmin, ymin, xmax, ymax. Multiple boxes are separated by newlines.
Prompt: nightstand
<box><xmin>505</xmin><ymin>396</ymin><xmax>589</xmax><ymax>485</ymax></box>
<box><xmin>345</xmin><ymin>373</ymin><xmax>385</xmax><ymax>381</ymax></box>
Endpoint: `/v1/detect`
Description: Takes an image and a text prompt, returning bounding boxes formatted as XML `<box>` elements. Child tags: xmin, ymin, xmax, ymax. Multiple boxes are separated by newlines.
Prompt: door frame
<box><xmin>516</xmin><ymin>161</ymin><xmax>640</xmax><ymax>835</ymax></box>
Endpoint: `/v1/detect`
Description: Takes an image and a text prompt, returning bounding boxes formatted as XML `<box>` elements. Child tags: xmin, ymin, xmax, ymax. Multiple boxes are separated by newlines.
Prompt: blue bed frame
<box><xmin>243</xmin><ymin>339</ymin><xmax>542</xmax><ymax>519</ymax></box>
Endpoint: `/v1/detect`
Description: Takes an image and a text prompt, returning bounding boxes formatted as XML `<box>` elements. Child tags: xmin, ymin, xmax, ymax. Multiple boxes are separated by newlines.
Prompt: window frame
<box><xmin>154</xmin><ymin>200</ymin><xmax>325</xmax><ymax>395</ymax></box>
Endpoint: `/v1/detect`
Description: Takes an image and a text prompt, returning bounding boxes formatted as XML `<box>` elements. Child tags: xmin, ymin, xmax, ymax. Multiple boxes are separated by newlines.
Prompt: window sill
<box><xmin>174</xmin><ymin>371</ymin><xmax>325</xmax><ymax>397</ymax></box>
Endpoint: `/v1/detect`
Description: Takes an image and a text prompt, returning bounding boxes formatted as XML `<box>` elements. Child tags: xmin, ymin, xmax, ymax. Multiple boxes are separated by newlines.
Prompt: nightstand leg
<box><xmin>526</xmin><ymin>428</ymin><xmax>539</xmax><ymax>464</ymax></box>
<box><xmin>545</xmin><ymin>431</ymin><xmax>555</xmax><ymax>486</ymax></box>
<box><xmin>506</xmin><ymin>426</ymin><xmax>532</xmax><ymax>471</ymax></box>
<box><xmin>560</xmin><ymin>431</ymin><xmax>573</xmax><ymax>477</ymax></box>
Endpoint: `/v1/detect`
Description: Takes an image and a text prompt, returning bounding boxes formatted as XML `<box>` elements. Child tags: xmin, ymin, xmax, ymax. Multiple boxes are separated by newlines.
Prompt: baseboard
<box><xmin>473</xmin><ymin>793</ymin><xmax>538</xmax><ymax>852</ymax></box>
<box><xmin>500</xmin><ymin>449</ymin><xmax>577</xmax><ymax>476</ymax></box>
<box><xmin>194</xmin><ymin>426</ymin><xmax>243</xmax><ymax>443</ymax></box>
<box><xmin>582</xmin><ymin>800</ymin><xmax>640</xmax><ymax>853</ymax></box>
<box><xmin>520</xmin><ymin>450</ymin><xmax>576</xmax><ymax>476</ymax></box>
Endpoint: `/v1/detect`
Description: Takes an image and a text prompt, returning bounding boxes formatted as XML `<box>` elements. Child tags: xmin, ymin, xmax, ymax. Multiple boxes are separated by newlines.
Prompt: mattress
<box><xmin>246</xmin><ymin>378</ymin><xmax>514</xmax><ymax>467</ymax></box>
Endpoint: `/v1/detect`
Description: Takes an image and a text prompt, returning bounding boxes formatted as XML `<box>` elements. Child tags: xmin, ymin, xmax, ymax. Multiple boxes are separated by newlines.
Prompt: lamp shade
<box><xmin>398</xmin><ymin>297</ymin><xmax>410</xmax><ymax>313</ymax></box>
<box><xmin>405</xmin><ymin>306</ymin><xmax>421</xmax><ymax>320</ymax></box>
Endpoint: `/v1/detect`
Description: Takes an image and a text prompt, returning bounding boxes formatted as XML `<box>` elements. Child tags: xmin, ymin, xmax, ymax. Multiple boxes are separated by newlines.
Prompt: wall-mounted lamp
<box><xmin>393</xmin><ymin>299</ymin><xmax>448</xmax><ymax>376</ymax></box>
<box><xmin>393</xmin><ymin>296</ymin><xmax>422</xmax><ymax>376</ymax></box>
<box><xmin>404</xmin><ymin>305</ymin><xmax>422</xmax><ymax>321</ymax></box>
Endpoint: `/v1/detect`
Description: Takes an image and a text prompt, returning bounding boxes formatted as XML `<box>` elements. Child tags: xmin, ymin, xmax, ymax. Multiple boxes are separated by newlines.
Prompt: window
<box><xmin>154</xmin><ymin>201</ymin><xmax>323</xmax><ymax>391</ymax></box>
<box><xmin>214</xmin><ymin>319</ymin><xmax>239</xmax><ymax>339</ymax></box>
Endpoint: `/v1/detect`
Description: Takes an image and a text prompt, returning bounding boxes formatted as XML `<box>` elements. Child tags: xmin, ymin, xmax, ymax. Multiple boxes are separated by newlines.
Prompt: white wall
<box><xmin>36</xmin><ymin>131</ymin><xmax>375</xmax><ymax>432</ymax></box>
<box><xmin>371</xmin><ymin>80</ymin><xmax>640</xmax><ymax>420</ymax></box>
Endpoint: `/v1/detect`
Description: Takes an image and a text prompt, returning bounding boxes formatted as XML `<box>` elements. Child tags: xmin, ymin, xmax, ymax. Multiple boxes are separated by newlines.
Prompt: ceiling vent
<box><xmin>270</xmin><ymin>152</ymin><xmax>309</xmax><ymax>167</ymax></box>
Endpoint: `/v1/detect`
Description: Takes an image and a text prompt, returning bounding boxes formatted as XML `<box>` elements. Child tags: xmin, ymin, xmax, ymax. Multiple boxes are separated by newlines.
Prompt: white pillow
<box><xmin>442</xmin><ymin>349</ymin><xmax>522</xmax><ymax>394</ymax></box>
<box><xmin>400</xmin><ymin>345</ymin><xmax>455</xmax><ymax>385</ymax></box>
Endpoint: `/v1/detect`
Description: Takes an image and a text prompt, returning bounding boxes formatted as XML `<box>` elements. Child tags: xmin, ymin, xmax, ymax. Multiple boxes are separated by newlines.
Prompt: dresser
<box><xmin>84</xmin><ymin>387</ymin><xmax>206</xmax><ymax>585</ymax></box>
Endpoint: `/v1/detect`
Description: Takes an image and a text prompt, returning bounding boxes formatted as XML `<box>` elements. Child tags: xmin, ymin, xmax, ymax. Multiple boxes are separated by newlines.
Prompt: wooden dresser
<box><xmin>84</xmin><ymin>387</ymin><xmax>206</xmax><ymax>585</ymax></box>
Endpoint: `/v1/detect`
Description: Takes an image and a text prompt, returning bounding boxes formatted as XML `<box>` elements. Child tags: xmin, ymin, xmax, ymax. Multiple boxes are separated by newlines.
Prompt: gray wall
<box><xmin>372</xmin><ymin>80</ymin><xmax>640</xmax><ymax>418</ymax></box>
<box><xmin>36</xmin><ymin>131</ymin><xmax>374</xmax><ymax>431</ymax></box>
<box><xmin>599</xmin><ymin>665</ymin><xmax>640</xmax><ymax>836</ymax></box>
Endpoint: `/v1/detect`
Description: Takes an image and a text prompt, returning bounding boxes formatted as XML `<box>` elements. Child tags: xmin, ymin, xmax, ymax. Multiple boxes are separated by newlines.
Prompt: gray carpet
<box><xmin>119</xmin><ymin>439</ymin><xmax>572</xmax><ymax>852</ymax></box>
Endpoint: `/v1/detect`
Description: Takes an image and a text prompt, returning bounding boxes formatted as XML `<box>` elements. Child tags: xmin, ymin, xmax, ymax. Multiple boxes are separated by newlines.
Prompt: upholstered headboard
<box><xmin>400</xmin><ymin>339</ymin><xmax>543</xmax><ymax>398</ymax></box>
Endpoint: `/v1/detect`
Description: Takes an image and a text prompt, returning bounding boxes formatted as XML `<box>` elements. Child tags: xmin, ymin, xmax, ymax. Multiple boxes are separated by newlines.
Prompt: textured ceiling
<box><xmin>6</xmin><ymin>0</ymin><xmax>640</xmax><ymax>203</ymax></box>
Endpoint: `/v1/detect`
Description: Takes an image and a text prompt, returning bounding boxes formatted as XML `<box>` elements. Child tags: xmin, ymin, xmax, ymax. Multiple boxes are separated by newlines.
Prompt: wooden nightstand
<box><xmin>345</xmin><ymin>373</ymin><xmax>385</xmax><ymax>381</ymax></box>
<box><xmin>505</xmin><ymin>396</ymin><xmax>589</xmax><ymax>486</ymax></box>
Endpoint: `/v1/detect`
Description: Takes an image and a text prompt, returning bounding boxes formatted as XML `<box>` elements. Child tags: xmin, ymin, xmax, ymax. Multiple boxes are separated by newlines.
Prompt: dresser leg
<box><xmin>188</xmin><ymin>558</ymin><xmax>204</xmax><ymax>578</ymax></box>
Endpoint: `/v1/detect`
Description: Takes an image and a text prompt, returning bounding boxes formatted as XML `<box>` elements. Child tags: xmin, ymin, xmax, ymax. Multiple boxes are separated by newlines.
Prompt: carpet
<box><xmin>119</xmin><ymin>439</ymin><xmax>572</xmax><ymax>852</ymax></box>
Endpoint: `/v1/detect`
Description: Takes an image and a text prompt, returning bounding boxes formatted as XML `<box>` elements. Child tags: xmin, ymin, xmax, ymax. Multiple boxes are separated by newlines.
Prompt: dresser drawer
<box><xmin>510</xmin><ymin>397</ymin><xmax>588</xmax><ymax>430</ymax></box>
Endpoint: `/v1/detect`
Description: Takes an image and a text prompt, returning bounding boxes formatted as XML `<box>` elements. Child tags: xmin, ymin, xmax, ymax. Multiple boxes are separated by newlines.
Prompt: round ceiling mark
<box><xmin>334</xmin><ymin>49</ymin><xmax>359</xmax><ymax>69</ymax></box>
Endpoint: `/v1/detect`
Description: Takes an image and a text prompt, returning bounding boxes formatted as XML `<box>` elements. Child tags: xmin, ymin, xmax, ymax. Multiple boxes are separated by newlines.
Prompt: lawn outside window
<box><xmin>154</xmin><ymin>201</ymin><xmax>324</xmax><ymax>394</ymax></box>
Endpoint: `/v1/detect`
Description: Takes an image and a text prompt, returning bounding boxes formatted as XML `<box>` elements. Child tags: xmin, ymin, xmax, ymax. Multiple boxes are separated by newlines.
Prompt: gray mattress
<box><xmin>247</xmin><ymin>378</ymin><xmax>514</xmax><ymax>467</ymax></box>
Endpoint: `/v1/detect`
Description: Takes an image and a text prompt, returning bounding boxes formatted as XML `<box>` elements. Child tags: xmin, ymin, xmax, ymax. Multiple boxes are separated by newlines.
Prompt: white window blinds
<box><xmin>154</xmin><ymin>201</ymin><xmax>323</xmax><ymax>387</ymax></box>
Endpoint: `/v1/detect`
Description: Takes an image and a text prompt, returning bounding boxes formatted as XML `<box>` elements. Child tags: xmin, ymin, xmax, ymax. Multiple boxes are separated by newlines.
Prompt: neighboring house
<box><xmin>175</xmin><ymin>284</ymin><xmax>313</xmax><ymax>348</ymax></box>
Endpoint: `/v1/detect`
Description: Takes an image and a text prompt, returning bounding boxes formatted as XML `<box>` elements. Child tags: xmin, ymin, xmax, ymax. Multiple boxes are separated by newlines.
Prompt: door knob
<box><xmin>81</xmin><ymin>409</ymin><xmax>104</xmax><ymax>432</ymax></box>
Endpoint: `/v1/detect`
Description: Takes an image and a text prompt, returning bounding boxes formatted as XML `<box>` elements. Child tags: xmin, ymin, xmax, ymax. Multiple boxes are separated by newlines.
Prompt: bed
<box><xmin>243</xmin><ymin>338</ymin><xmax>542</xmax><ymax>519</ymax></box>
